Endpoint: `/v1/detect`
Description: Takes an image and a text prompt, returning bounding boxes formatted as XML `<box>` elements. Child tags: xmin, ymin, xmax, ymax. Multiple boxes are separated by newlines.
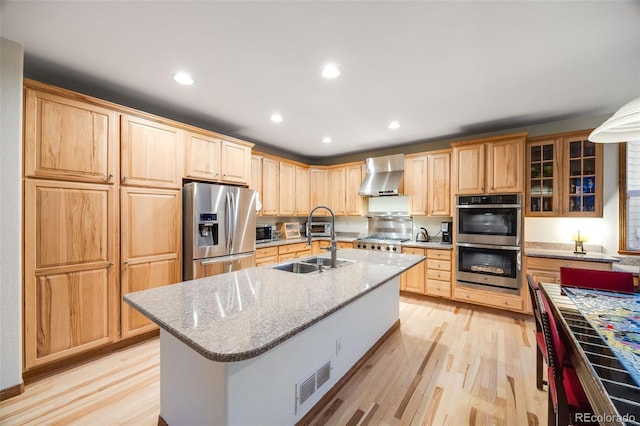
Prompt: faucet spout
<box><xmin>307</xmin><ymin>205</ymin><xmax>337</xmax><ymax>268</ymax></box>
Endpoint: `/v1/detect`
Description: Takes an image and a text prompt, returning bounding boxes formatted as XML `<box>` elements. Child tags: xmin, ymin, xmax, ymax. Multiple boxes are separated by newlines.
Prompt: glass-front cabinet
<box><xmin>526</xmin><ymin>130</ymin><xmax>603</xmax><ymax>217</ymax></box>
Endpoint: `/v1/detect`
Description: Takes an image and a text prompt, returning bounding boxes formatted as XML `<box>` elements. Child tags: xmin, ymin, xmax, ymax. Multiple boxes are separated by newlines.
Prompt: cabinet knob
<box><xmin>107</xmin><ymin>173</ymin><xmax>114</xmax><ymax>181</ymax></box>
<box><xmin>123</xmin><ymin>261</ymin><xmax>129</xmax><ymax>265</ymax></box>
<box><xmin>108</xmin><ymin>262</ymin><xmax>114</xmax><ymax>267</ymax></box>
<box><xmin>123</xmin><ymin>176</ymin><xmax>128</xmax><ymax>181</ymax></box>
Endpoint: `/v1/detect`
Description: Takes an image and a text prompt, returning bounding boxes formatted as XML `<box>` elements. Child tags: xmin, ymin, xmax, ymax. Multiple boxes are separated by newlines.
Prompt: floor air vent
<box><xmin>296</xmin><ymin>360</ymin><xmax>332</xmax><ymax>412</ymax></box>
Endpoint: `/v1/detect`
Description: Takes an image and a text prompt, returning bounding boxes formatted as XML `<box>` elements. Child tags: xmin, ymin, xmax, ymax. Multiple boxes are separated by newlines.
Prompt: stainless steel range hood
<box><xmin>358</xmin><ymin>153</ymin><xmax>404</xmax><ymax>196</ymax></box>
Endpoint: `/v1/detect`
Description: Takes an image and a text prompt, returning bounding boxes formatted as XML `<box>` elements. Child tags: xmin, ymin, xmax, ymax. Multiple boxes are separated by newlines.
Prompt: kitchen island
<box><xmin>124</xmin><ymin>249</ymin><xmax>425</xmax><ymax>426</ymax></box>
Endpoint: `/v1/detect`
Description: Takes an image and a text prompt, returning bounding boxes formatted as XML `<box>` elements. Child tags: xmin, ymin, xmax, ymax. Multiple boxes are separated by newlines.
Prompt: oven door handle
<box><xmin>517</xmin><ymin>251</ymin><xmax>521</xmax><ymax>270</ymax></box>
<box><xmin>456</xmin><ymin>242</ymin><xmax>521</xmax><ymax>251</ymax></box>
<box><xmin>456</xmin><ymin>204</ymin><xmax>522</xmax><ymax>209</ymax></box>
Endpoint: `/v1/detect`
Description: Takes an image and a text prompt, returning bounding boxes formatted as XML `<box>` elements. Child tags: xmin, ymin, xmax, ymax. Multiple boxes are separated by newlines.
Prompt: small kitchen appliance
<box><xmin>256</xmin><ymin>225</ymin><xmax>273</xmax><ymax>243</ymax></box>
<box><xmin>305</xmin><ymin>221</ymin><xmax>332</xmax><ymax>237</ymax></box>
<box><xmin>416</xmin><ymin>227</ymin><xmax>430</xmax><ymax>242</ymax></box>
<box><xmin>441</xmin><ymin>221</ymin><xmax>453</xmax><ymax>243</ymax></box>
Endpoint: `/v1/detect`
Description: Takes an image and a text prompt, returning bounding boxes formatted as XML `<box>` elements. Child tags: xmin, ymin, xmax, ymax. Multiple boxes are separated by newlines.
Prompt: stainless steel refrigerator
<box><xmin>183</xmin><ymin>182</ymin><xmax>257</xmax><ymax>280</ymax></box>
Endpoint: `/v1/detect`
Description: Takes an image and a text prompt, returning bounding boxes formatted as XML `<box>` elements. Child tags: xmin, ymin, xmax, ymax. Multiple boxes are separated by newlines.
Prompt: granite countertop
<box><xmin>124</xmin><ymin>249</ymin><xmax>424</xmax><ymax>362</ymax></box>
<box><xmin>525</xmin><ymin>248</ymin><xmax>619</xmax><ymax>263</ymax></box>
<box><xmin>402</xmin><ymin>240</ymin><xmax>453</xmax><ymax>250</ymax></box>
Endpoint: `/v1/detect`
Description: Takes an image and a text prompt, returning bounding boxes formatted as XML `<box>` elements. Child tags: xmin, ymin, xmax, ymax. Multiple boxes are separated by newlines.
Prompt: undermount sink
<box><xmin>273</xmin><ymin>262</ymin><xmax>319</xmax><ymax>274</ymax></box>
<box><xmin>300</xmin><ymin>257</ymin><xmax>351</xmax><ymax>267</ymax></box>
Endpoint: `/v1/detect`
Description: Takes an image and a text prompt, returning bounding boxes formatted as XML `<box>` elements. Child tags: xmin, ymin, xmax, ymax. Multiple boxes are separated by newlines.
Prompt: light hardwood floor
<box><xmin>0</xmin><ymin>295</ymin><xmax>547</xmax><ymax>425</ymax></box>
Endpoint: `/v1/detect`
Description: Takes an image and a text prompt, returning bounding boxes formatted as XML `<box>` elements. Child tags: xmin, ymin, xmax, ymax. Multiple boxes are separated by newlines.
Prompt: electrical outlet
<box><xmin>335</xmin><ymin>337</ymin><xmax>342</xmax><ymax>356</ymax></box>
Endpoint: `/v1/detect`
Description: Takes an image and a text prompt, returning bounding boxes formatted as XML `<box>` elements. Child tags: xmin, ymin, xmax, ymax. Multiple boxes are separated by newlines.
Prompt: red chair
<box><xmin>526</xmin><ymin>274</ymin><xmax>548</xmax><ymax>391</ymax></box>
<box><xmin>537</xmin><ymin>288</ymin><xmax>593</xmax><ymax>426</ymax></box>
<box><xmin>559</xmin><ymin>267</ymin><xmax>635</xmax><ymax>294</ymax></box>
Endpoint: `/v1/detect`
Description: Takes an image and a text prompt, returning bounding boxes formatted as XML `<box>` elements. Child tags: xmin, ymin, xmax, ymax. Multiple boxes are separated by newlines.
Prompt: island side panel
<box><xmin>159</xmin><ymin>276</ymin><xmax>400</xmax><ymax>425</ymax></box>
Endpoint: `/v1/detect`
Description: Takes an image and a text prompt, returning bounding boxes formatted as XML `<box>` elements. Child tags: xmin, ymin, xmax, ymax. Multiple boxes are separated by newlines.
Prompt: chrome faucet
<box><xmin>307</xmin><ymin>205</ymin><xmax>337</xmax><ymax>268</ymax></box>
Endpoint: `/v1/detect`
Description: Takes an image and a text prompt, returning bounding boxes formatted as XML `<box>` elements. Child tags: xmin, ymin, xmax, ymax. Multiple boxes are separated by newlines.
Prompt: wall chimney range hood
<box><xmin>358</xmin><ymin>153</ymin><xmax>404</xmax><ymax>196</ymax></box>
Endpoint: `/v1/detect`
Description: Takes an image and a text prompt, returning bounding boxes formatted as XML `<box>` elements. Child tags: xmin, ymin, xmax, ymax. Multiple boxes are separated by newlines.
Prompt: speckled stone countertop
<box><xmin>524</xmin><ymin>248</ymin><xmax>619</xmax><ymax>263</ymax></box>
<box><xmin>402</xmin><ymin>240</ymin><xmax>453</xmax><ymax>250</ymax></box>
<box><xmin>124</xmin><ymin>249</ymin><xmax>424</xmax><ymax>362</ymax></box>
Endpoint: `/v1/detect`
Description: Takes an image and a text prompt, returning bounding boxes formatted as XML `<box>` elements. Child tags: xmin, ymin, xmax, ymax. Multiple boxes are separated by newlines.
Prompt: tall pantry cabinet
<box><xmin>23</xmin><ymin>85</ymin><xmax>119</xmax><ymax>369</ymax></box>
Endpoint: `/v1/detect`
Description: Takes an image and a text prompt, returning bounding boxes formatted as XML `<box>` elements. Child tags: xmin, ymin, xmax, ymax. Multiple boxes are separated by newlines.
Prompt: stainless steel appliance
<box><xmin>441</xmin><ymin>221</ymin><xmax>452</xmax><ymax>243</ymax></box>
<box><xmin>352</xmin><ymin>215</ymin><xmax>412</xmax><ymax>252</ymax></box>
<box><xmin>358</xmin><ymin>153</ymin><xmax>405</xmax><ymax>196</ymax></box>
<box><xmin>183</xmin><ymin>182</ymin><xmax>257</xmax><ymax>280</ymax></box>
<box><xmin>455</xmin><ymin>194</ymin><xmax>522</xmax><ymax>292</ymax></box>
<box><xmin>306</xmin><ymin>221</ymin><xmax>332</xmax><ymax>237</ymax></box>
<box><xmin>256</xmin><ymin>225</ymin><xmax>272</xmax><ymax>243</ymax></box>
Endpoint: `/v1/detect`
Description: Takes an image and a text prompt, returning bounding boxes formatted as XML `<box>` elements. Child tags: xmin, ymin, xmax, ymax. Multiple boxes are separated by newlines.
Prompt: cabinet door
<box><xmin>24</xmin><ymin>88</ymin><xmax>117</xmax><ymax>184</ymax></box>
<box><xmin>330</xmin><ymin>167</ymin><xmax>347</xmax><ymax>215</ymax></box>
<box><xmin>404</xmin><ymin>155</ymin><xmax>429</xmax><ymax>215</ymax></box>
<box><xmin>23</xmin><ymin>180</ymin><xmax>117</xmax><ymax>369</ymax></box>
<box><xmin>526</xmin><ymin>139</ymin><xmax>560</xmax><ymax>216</ymax></box>
<box><xmin>250</xmin><ymin>155</ymin><xmax>263</xmax><ymax>215</ymax></box>
<box><xmin>345</xmin><ymin>164</ymin><xmax>364</xmax><ymax>216</ymax></box>
<box><xmin>220</xmin><ymin>140</ymin><xmax>251</xmax><ymax>185</ymax></box>
<box><xmin>454</xmin><ymin>144</ymin><xmax>485</xmax><ymax>194</ymax></box>
<box><xmin>562</xmin><ymin>134</ymin><xmax>603</xmax><ymax>217</ymax></box>
<box><xmin>295</xmin><ymin>166</ymin><xmax>310</xmax><ymax>216</ymax></box>
<box><xmin>185</xmin><ymin>132</ymin><xmax>220</xmax><ymax>181</ymax></box>
<box><xmin>261</xmin><ymin>157</ymin><xmax>279</xmax><ymax>215</ymax></box>
<box><xmin>120</xmin><ymin>187</ymin><xmax>181</xmax><ymax>338</ymax></box>
<box><xmin>400</xmin><ymin>247</ymin><xmax>426</xmax><ymax>294</ymax></box>
<box><xmin>121</xmin><ymin>114</ymin><xmax>183</xmax><ymax>189</ymax></box>
<box><xmin>278</xmin><ymin>162</ymin><xmax>296</xmax><ymax>216</ymax></box>
<box><xmin>428</xmin><ymin>152</ymin><xmax>451</xmax><ymax>216</ymax></box>
<box><xmin>487</xmin><ymin>137</ymin><xmax>524</xmax><ymax>193</ymax></box>
<box><xmin>309</xmin><ymin>167</ymin><xmax>330</xmax><ymax>215</ymax></box>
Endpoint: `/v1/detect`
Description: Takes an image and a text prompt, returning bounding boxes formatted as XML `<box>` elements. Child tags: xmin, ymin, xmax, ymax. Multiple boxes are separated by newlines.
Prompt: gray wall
<box><xmin>0</xmin><ymin>37</ymin><xmax>24</xmax><ymax>392</ymax></box>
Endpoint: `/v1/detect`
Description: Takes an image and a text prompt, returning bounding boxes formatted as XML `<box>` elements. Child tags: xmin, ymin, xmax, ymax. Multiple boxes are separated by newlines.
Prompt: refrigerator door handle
<box><xmin>199</xmin><ymin>252</ymin><xmax>254</xmax><ymax>265</ymax></box>
<box><xmin>225</xmin><ymin>192</ymin><xmax>232</xmax><ymax>251</ymax></box>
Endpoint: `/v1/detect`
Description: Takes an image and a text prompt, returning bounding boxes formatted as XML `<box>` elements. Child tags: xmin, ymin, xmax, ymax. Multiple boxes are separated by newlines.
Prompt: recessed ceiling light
<box><xmin>388</xmin><ymin>121</ymin><xmax>400</xmax><ymax>129</ymax></box>
<box><xmin>174</xmin><ymin>72</ymin><xmax>194</xmax><ymax>85</ymax></box>
<box><xmin>271</xmin><ymin>113</ymin><xmax>283</xmax><ymax>123</ymax></box>
<box><xmin>322</xmin><ymin>137</ymin><xmax>332</xmax><ymax>144</ymax></box>
<box><xmin>322</xmin><ymin>64</ymin><xmax>340</xmax><ymax>79</ymax></box>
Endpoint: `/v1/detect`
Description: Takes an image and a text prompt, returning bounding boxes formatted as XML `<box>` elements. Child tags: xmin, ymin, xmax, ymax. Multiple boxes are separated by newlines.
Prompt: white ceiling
<box><xmin>2</xmin><ymin>1</ymin><xmax>639</xmax><ymax>160</ymax></box>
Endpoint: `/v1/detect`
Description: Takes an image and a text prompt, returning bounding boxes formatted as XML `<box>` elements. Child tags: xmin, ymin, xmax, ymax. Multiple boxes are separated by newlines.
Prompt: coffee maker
<box><xmin>441</xmin><ymin>221</ymin><xmax>453</xmax><ymax>243</ymax></box>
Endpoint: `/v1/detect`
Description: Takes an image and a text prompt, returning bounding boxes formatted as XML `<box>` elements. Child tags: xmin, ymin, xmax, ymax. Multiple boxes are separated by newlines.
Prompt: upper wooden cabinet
<box><xmin>261</xmin><ymin>157</ymin><xmax>279</xmax><ymax>216</ymax></box>
<box><xmin>24</xmin><ymin>87</ymin><xmax>118</xmax><ymax>183</ymax></box>
<box><xmin>452</xmin><ymin>133</ymin><xmax>526</xmax><ymax>195</ymax></box>
<box><xmin>23</xmin><ymin>179</ymin><xmax>117</xmax><ymax>369</ymax></box>
<box><xmin>219</xmin><ymin>139</ymin><xmax>252</xmax><ymax>185</ymax></box>
<box><xmin>404</xmin><ymin>150</ymin><xmax>451</xmax><ymax>216</ymax></box>
<box><xmin>330</xmin><ymin>163</ymin><xmax>365</xmax><ymax>216</ymax></box>
<box><xmin>121</xmin><ymin>114</ymin><xmax>184</xmax><ymax>189</ymax></box>
<box><xmin>185</xmin><ymin>132</ymin><xmax>220</xmax><ymax>181</ymax></box>
<box><xmin>526</xmin><ymin>130</ymin><xmax>603</xmax><ymax>217</ymax></box>
<box><xmin>295</xmin><ymin>165</ymin><xmax>310</xmax><ymax>216</ymax></box>
<box><xmin>120</xmin><ymin>187</ymin><xmax>181</xmax><ymax>339</ymax></box>
<box><xmin>309</xmin><ymin>167</ymin><xmax>330</xmax><ymax>215</ymax></box>
<box><xmin>278</xmin><ymin>161</ymin><xmax>296</xmax><ymax>216</ymax></box>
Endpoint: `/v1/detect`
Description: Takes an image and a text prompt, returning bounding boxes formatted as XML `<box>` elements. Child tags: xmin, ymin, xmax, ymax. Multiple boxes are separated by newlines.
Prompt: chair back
<box><xmin>537</xmin><ymin>289</ymin><xmax>568</xmax><ymax>371</ymax></box>
<box><xmin>559</xmin><ymin>267</ymin><xmax>634</xmax><ymax>293</ymax></box>
<box><xmin>526</xmin><ymin>274</ymin><xmax>543</xmax><ymax>331</ymax></box>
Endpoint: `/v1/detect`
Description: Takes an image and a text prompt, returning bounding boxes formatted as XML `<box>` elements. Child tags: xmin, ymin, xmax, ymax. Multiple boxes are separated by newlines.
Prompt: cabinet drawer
<box><xmin>426</xmin><ymin>249</ymin><xmax>451</xmax><ymax>260</ymax></box>
<box><xmin>256</xmin><ymin>256</ymin><xmax>278</xmax><ymax>266</ymax></box>
<box><xmin>455</xmin><ymin>286</ymin><xmax>524</xmax><ymax>312</ymax></box>
<box><xmin>426</xmin><ymin>279</ymin><xmax>451</xmax><ymax>298</ymax></box>
<box><xmin>525</xmin><ymin>256</ymin><xmax>611</xmax><ymax>272</ymax></box>
<box><xmin>294</xmin><ymin>249</ymin><xmax>312</xmax><ymax>258</ymax></box>
<box><xmin>278</xmin><ymin>253</ymin><xmax>296</xmax><ymax>261</ymax></box>
<box><xmin>278</xmin><ymin>243</ymin><xmax>308</xmax><ymax>255</ymax></box>
<box><xmin>256</xmin><ymin>246</ymin><xmax>278</xmax><ymax>258</ymax></box>
<box><xmin>426</xmin><ymin>269</ymin><xmax>451</xmax><ymax>282</ymax></box>
<box><xmin>427</xmin><ymin>259</ymin><xmax>451</xmax><ymax>271</ymax></box>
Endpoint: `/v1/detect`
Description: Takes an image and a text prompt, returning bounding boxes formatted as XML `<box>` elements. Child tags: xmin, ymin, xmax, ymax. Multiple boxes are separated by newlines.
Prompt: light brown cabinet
<box><xmin>278</xmin><ymin>243</ymin><xmax>312</xmax><ymax>260</ymax></box>
<box><xmin>525</xmin><ymin>256</ymin><xmax>610</xmax><ymax>285</ymax></box>
<box><xmin>526</xmin><ymin>130</ymin><xmax>603</xmax><ymax>217</ymax></box>
<box><xmin>295</xmin><ymin>166</ymin><xmax>310</xmax><ymax>215</ymax></box>
<box><xmin>120</xmin><ymin>187</ymin><xmax>181</xmax><ymax>339</ymax></box>
<box><xmin>330</xmin><ymin>163</ymin><xmax>365</xmax><ymax>216</ymax></box>
<box><xmin>278</xmin><ymin>162</ymin><xmax>296</xmax><ymax>215</ymax></box>
<box><xmin>453</xmin><ymin>133</ymin><xmax>526</xmax><ymax>195</ymax></box>
<box><xmin>309</xmin><ymin>167</ymin><xmax>330</xmax><ymax>215</ymax></box>
<box><xmin>256</xmin><ymin>246</ymin><xmax>279</xmax><ymax>266</ymax></box>
<box><xmin>261</xmin><ymin>157</ymin><xmax>279</xmax><ymax>215</ymax></box>
<box><xmin>400</xmin><ymin>247</ymin><xmax>426</xmax><ymax>293</ymax></box>
<box><xmin>404</xmin><ymin>150</ymin><xmax>451</xmax><ymax>216</ymax></box>
<box><xmin>219</xmin><ymin>139</ymin><xmax>252</xmax><ymax>185</ymax></box>
<box><xmin>185</xmin><ymin>132</ymin><xmax>220</xmax><ymax>182</ymax></box>
<box><xmin>24</xmin><ymin>87</ymin><xmax>118</xmax><ymax>184</ymax></box>
<box><xmin>23</xmin><ymin>179</ymin><xmax>118</xmax><ymax>369</ymax></box>
<box><xmin>425</xmin><ymin>249</ymin><xmax>452</xmax><ymax>298</ymax></box>
<box><xmin>330</xmin><ymin>167</ymin><xmax>347</xmax><ymax>215</ymax></box>
<box><xmin>120</xmin><ymin>114</ymin><xmax>184</xmax><ymax>189</ymax></box>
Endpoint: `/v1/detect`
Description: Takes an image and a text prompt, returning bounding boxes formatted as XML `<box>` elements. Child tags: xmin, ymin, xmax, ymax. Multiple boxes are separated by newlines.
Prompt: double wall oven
<box><xmin>456</xmin><ymin>194</ymin><xmax>522</xmax><ymax>293</ymax></box>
